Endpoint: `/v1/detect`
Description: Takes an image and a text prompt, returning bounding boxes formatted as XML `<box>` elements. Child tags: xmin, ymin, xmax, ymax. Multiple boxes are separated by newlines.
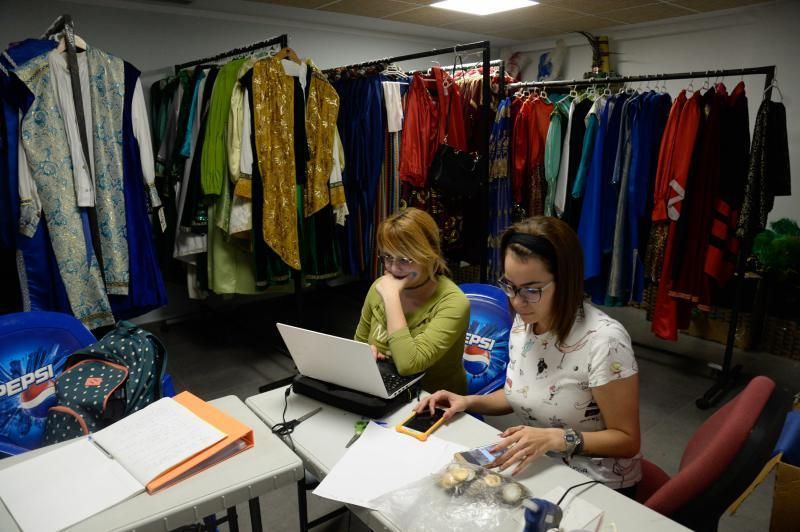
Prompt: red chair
<box><xmin>637</xmin><ymin>376</ymin><xmax>789</xmax><ymax>532</ymax></box>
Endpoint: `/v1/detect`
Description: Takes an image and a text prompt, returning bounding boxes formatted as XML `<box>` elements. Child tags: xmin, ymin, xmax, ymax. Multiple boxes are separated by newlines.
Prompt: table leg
<box><xmin>297</xmin><ymin>479</ymin><xmax>309</xmax><ymax>532</ymax></box>
<box><xmin>249</xmin><ymin>497</ymin><xmax>263</xmax><ymax>532</ymax></box>
<box><xmin>227</xmin><ymin>505</ymin><xmax>239</xmax><ymax>532</ymax></box>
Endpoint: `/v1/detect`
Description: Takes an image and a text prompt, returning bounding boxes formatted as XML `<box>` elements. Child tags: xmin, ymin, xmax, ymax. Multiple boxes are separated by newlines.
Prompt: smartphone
<box><xmin>454</xmin><ymin>444</ymin><xmax>507</xmax><ymax>466</ymax></box>
<box><xmin>396</xmin><ymin>408</ymin><xmax>447</xmax><ymax>441</ymax></box>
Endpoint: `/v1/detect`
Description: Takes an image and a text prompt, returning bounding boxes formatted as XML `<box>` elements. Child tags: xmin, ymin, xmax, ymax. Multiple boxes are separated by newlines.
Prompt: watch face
<box><xmin>565</xmin><ymin>433</ymin><xmax>576</xmax><ymax>444</ymax></box>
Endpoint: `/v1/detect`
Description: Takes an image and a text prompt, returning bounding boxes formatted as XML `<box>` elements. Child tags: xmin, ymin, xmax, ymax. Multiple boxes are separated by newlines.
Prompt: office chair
<box><xmin>637</xmin><ymin>375</ymin><xmax>789</xmax><ymax>532</ymax></box>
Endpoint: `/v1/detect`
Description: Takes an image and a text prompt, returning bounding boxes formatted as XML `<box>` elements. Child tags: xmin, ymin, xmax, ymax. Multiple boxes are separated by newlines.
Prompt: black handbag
<box><xmin>427</xmin><ymin>57</ymin><xmax>483</xmax><ymax>199</ymax></box>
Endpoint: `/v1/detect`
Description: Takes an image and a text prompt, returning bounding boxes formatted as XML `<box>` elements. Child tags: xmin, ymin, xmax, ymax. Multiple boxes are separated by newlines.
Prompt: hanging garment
<box><xmin>240</xmin><ymin>68</ymin><xmax>291</xmax><ymax>288</ymax></box>
<box><xmin>644</xmin><ymin>91</ymin><xmax>686</xmax><ymax>289</ymax></box>
<box><xmin>608</xmin><ymin>92</ymin><xmax>671</xmax><ymax>305</ymax></box>
<box><xmin>560</xmin><ymin>97</ymin><xmax>593</xmax><ymax>229</ymax></box>
<box><xmin>705</xmin><ymin>82</ymin><xmax>749</xmax><ymax>284</ymax></box>
<box><xmin>201</xmin><ymin>59</ymin><xmax>246</xmax><ymax>197</ymax></box>
<box><xmin>399</xmin><ymin>69</ymin><xmax>467</xmax><ymax>188</ymax></box>
<box><xmin>201</xmin><ymin>58</ymin><xmax>260</xmax><ymax>295</ymax></box>
<box><xmin>737</xmin><ymin>98</ymin><xmax>791</xmax><ymax>241</ymax></box>
<box><xmin>109</xmin><ymin>62</ymin><xmax>168</xmax><ymax>319</ymax></box>
<box><xmin>15</xmin><ymin>47</ymin><xmax>134</xmax><ymax>328</ymax></box>
<box><xmin>669</xmin><ymin>86</ymin><xmax>726</xmax><ymax>318</ymax></box>
<box><xmin>487</xmin><ymin>96</ymin><xmax>512</xmax><ymax>281</ymax></box>
<box><xmin>543</xmin><ymin>94</ymin><xmax>571</xmax><ymax>216</ymax></box>
<box><xmin>1</xmin><ymin>38</ymin><xmax>69</xmax><ymax>315</ymax></box>
<box><xmin>337</xmin><ymin>75</ymin><xmax>385</xmax><ymax>275</ymax></box>
<box><xmin>571</xmin><ymin>95</ymin><xmax>607</xmax><ymax>204</ymax></box>
<box><xmin>651</xmin><ymin>91</ymin><xmax>702</xmax><ymax>341</ymax></box>
<box><xmin>174</xmin><ymin>69</ymin><xmax>210</xmax><ymax>260</ymax></box>
<box><xmin>298</xmin><ymin>61</ymin><xmax>341</xmax><ymax>280</ymax></box>
<box><xmin>399</xmin><ymin>68</ymin><xmax>473</xmax><ymax>262</ymax></box>
<box><xmin>253</xmin><ymin>56</ymin><xmax>300</xmax><ymax>270</ymax></box>
<box><xmin>578</xmin><ymin>92</ymin><xmax>631</xmax><ymax>304</ymax></box>
<box><xmin>512</xmin><ymin>96</ymin><xmax>553</xmax><ymax>216</ymax></box>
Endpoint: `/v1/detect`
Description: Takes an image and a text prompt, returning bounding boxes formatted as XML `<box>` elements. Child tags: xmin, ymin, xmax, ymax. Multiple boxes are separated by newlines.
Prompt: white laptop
<box><xmin>276</xmin><ymin>323</ymin><xmax>424</xmax><ymax>399</ymax></box>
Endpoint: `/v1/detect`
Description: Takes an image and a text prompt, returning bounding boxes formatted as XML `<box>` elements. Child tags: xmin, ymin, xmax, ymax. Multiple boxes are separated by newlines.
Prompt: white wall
<box><xmin>505</xmin><ymin>0</ymin><xmax>799</xmax><ymax>224</ymax></box>
<box><xmin>0</xmin><ymin>0</ymin><xmax>489</xmax><ymax>89</ymax></box>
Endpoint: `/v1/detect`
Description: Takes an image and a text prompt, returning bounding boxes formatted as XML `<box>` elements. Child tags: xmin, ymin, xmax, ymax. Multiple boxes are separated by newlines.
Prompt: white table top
<box><xmin>0</xmin><ymin>395</ymin><xmax>304</xmax><ymax>532</ymax></box>
<box><xmin>246</xmin><ymin>387</ymin><xmax>690</xmax><ymax>532</ymax></box>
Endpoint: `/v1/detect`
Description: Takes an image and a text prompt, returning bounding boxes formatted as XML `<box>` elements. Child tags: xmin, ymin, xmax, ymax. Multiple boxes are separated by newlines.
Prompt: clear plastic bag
<box><xmin>373</xmin><ymin>462</ymin><xmax>530</xmax><ymax>532</ymax></box>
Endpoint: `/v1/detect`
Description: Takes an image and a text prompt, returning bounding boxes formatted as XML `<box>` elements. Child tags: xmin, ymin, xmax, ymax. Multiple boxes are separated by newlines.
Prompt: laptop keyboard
<box><xmin>377</xmin><ymin>360</ymin><xmax>419</xmax><ymax>395</ymax></box>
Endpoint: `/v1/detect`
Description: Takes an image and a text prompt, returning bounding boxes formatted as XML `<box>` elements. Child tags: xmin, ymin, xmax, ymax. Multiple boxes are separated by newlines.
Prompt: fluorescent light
<box><xmin>431</xmin><ymin>0</ymin><xmax>538</xmax><ymax>16</ymax></box>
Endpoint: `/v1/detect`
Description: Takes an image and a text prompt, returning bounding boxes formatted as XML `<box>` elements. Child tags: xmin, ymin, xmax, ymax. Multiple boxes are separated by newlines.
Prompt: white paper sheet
<box><xmin>0</xmin><ymin>439</ymin><xmax>143</xmax><ymax>532</ymax></box>
<box><xmin>313</xmin><ymin>422</ymin><xmax>468</xmax><ymax>509</ymax></box>
<box><xmin>92</xmin><ymin>397</ymin><xmax>225</xmax><ymax>486</ymax></box>
<box><xmin>542</xmin><ymin>486</ymin><xmax>604</xmax><ymax>532</ymax></box>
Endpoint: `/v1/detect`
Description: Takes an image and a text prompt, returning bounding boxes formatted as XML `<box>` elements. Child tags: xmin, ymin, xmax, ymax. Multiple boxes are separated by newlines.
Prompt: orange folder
<box><xmin>145</xmin><ymin>391</ymin><xmax>255</xmax><ymax>493</ymax></box>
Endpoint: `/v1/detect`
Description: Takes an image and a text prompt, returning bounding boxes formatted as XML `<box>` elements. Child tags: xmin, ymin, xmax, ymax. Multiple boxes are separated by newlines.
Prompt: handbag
<box><xmin>427</xmin><ymin>57</ymin><xmax>483</xmax><ymax>199</ymax></box>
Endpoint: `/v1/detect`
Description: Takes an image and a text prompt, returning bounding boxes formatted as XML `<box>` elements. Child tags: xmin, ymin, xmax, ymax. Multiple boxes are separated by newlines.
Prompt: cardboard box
<box><xmin>771</xmin><ymin>460</ymin><xmax>800</xmax><ymax>532</ymax></box>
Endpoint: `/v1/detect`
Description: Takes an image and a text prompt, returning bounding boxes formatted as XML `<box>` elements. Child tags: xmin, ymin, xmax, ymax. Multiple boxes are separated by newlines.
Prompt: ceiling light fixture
<box><xmin>431</xmin><ymin>0</ymin><xmax>538</xmax><ymax>17</ymax></box>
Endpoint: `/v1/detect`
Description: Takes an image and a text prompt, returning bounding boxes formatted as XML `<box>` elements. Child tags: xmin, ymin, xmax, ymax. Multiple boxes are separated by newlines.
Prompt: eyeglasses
<box><xmin>379</xmin><ymin>254</ymin><xmax>415</xmax><ymax>269</ymax></box>
<box><xmin>497</xmin><ymin>277</ymin><xmax>553</xmax><ymax>304</ymax></box>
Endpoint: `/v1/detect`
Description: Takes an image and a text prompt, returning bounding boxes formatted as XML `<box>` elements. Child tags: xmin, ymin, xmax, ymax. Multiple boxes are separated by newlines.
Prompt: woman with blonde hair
<box><xmin>355</xmin><ymin>208</ymin><xmax>470</xmax><ymax>394</ymax></box>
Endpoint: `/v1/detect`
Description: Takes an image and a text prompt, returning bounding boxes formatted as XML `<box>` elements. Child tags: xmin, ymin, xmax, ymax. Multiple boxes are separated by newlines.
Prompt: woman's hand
<box><xmin>375</xmin><ymin>272</ymin><xmax>416</xmax><ymax>300</ymax></box>
<box><xmin>369</xmin><ymin>344</ymin><xmax>387</xmax><ymax>361</ymax></box>
<box><xmin>489</xmin><ymin>426</ymin><xmax>564</xmax><ymax>476</ymax></box>
<box><xmin>414</xmin><ymin>390</ymin><xmax>470</xmax><ymax>421</ymax></box>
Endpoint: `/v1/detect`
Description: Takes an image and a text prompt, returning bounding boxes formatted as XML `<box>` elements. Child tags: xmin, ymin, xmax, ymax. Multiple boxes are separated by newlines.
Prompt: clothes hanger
<box><xmin>763</xmin><ymin>77</ymin><xmax>784</xmax><ymax>101</ymax></box>
<box><xmin>701</xmin><ymin>73</ymin><xmax>711</xmax><ymax>92</ymax></box>
<box><xmin>56</xmin><ymin>32</ymin><xmax>87</xmax><ymax>53</ymax></box>
<box><xmin>381</xmin><ymin>63</ymin><xmax>408</xmax><ymax>80</ymax></box>
<box><xmin>603</xmin><ymin>82</ymin><xmax>611</xmax><ymax>96</ymax></box>
<box><xmin>569</xmin><ymin>84</ymin><xmax>579</xmax><ymax>99</ymax></box>
<box><xmin>274</xmin><ymin>47</ymin><xmax>301</xmax><ymax>64</ymax></box>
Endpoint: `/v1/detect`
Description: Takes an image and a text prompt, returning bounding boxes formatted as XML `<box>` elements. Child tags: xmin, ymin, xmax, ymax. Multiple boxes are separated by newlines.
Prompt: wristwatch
<box><xmin>563</xmin><ymin>428</ymin><xmax>583</xmax><ymax>459</ymax></box>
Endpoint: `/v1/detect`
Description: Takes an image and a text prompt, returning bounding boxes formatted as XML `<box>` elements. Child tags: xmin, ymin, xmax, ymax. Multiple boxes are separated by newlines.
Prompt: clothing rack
<box><xmin>510</xmin><ymin>66</ymin><xmax>777</xmax><ymax>409</ymax></box>
<box><xmin>163</xmin><ymin>33</ymin><xmax>309</xmax><ymax>335</ymax></box>
<box><xmin>324</xmin><ymin>41</ymin><xmax>493</xmax><ymax>283</ymax></box>
<box><xmin>173</xmin><ymin>34</ymin><xmax>288</xmax><ymax>72</ymax></box>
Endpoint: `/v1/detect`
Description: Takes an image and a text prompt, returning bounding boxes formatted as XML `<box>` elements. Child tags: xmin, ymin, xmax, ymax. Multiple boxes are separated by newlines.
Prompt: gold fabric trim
<box><xmin>304</xmin><ymin>68</ymin><xmax>339</xmax><ymax>217</ymax></box>
<box><xmin>253</xmin><ymin>57</ymin><xmax>300</xmax><ymax>270</ymax></box>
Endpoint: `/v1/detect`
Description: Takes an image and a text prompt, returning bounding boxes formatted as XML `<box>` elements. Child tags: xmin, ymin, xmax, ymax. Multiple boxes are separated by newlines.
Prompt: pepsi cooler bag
<box><xmin>43</xmin><ymin>321</ymin><xmax>168</xmax><ymax>445</ymax></box>
<box><xmin>0</xmin><ymin>312</ymin><xmax>95</xmax><ymax>456</ymax></box>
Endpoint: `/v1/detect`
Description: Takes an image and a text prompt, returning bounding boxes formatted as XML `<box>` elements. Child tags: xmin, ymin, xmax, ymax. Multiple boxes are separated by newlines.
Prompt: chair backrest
<box><xmin>459</xmin><ymin>284</ymin><xmax>512</xmax><ymax>395</ymax></box>
<box><xmin>644</xmin><ymin>376</ymin><xmax>781</xmax><ymax>525</ymax></box>
<box><xmin>0</xmin><ymin>312</ymin><xmax>95</xmax><ymax>456</ymax></box>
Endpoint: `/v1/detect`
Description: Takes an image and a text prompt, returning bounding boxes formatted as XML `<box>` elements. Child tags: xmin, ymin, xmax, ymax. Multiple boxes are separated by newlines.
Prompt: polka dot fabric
<box><xmin>42</xmin><ymin>321</ymin><xmax>168</xmax><ymax>444</ymax></box>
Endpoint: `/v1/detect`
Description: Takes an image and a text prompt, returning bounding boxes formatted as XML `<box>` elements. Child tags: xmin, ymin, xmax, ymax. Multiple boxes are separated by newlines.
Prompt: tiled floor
<box><xmin>144</xmin><ymin>282</ymin><xmax>791</xmax><ymax>531</ymax></box>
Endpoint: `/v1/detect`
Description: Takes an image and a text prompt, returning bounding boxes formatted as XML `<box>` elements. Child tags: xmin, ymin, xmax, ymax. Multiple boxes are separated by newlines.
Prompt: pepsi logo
<box><xmin>19</xmin><ymin>380</ymin><xmax>56</xmax><ymax>418</ymax></box>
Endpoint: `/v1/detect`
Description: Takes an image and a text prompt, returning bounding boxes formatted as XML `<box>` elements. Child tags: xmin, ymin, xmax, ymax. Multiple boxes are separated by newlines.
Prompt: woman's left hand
<box><xmin>489</xmin><ymin>426</ymin><xmax>564</xmax><ymax>476</ymax></box>
<box><xmin>375</xmin><ymin>272</ymin><xmax>414</xmax><ymax>300</ymax></box>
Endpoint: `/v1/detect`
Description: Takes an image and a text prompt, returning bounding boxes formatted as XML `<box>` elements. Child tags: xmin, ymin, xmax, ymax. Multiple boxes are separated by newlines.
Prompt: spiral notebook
<box><xmin>0</xmin><ymin>391</ymin><xmax>253</xmax><ymax>532</ymax></box>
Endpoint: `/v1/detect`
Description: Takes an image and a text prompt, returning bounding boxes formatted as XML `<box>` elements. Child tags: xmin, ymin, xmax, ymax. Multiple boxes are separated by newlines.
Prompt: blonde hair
<box><xmin>376</xmin><ymin>208</ymin><xmax>449</xmax><ymax>278</ymax></box>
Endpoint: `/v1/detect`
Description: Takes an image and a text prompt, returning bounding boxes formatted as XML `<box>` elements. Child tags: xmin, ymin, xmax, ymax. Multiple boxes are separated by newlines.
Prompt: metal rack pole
<box><xmin>174</xmin><ymin>34</ymin><xmax>288</xmax><ymax>72</ymax></box>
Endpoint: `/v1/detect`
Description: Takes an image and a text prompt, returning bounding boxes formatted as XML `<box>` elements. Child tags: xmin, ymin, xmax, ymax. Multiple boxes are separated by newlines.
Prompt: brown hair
<box><xmin>499</xmin><ymin>216</ymin><xmax>584</xmax><ymax>344</ymax></box>
<box><xmin>376</xmin><ymin>208</ymin><xmax>449</xmax><ymax>278</ymax></box>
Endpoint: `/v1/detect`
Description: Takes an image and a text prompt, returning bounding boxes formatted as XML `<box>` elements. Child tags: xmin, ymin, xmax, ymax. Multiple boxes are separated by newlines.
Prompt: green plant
<box><xmin>752</xmin><ymin>219</ymin><xmax>800</xmax><ymax>277</ymax></box>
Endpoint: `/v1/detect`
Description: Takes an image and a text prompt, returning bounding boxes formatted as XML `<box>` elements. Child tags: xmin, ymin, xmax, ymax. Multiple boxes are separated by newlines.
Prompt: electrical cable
<box><xmin>556</xmin><ymin>480</ymin><xmax>603</xmax><ymax>506</ymax></box>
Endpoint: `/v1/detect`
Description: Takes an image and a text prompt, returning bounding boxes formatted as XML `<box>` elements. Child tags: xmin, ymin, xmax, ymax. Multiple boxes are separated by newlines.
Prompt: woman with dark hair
<box><xmin>355</xmin><ymin>208</ymin><xmax>470</xmax><ymax>394</ymax></box>
<box><xmin>416</xmin><ymin>216</ymin><xmax>641</xmax><ymax>494</ymax></box>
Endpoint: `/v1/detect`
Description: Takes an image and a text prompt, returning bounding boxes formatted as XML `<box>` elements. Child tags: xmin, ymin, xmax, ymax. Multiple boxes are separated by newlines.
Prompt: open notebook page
<box><xmin>92</xmin><ymin>397</ymin><xmax>225</xmax><ymax>486</ymax></box>
<box><xmin>0</xmin><ymin>438</ymin><xmax>142</xmax><ymax>532</ymax></box>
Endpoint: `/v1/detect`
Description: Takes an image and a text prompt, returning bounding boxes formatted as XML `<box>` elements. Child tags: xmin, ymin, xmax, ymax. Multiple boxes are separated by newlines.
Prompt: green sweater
<box><xmin>355</xmin><ymin>277</ymin><xmax>469</xmax><ymax>394</ymax></box>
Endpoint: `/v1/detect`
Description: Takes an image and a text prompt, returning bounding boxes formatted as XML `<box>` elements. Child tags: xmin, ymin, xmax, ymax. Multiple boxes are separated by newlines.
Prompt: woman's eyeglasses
<box><xmin>497</xmin><ymin>277</ymin><xmax>553</xmax><ymax>304</ymax></box>
<box><xmin>379</xmin><ymin>254</ymin><xmax>415</xmax><ymax>269</ymax></box>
